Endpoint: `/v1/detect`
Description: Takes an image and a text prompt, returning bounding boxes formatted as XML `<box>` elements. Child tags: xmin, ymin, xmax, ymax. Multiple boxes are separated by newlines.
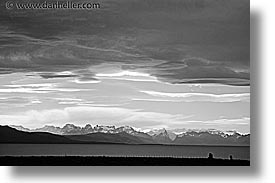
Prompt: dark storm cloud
<box><xmin>153</xmin><ymin>57</ymin><xmax>250</xmax><ymax>86</ymax></box>
<box><xmin>0</xmin><ymin>0</ymin><xmax>249</xmax><ymax>85</ymax></box>
<box><xmin>39</xmin><ymin>73</ymin><xmax>78</xmax><ymax>79</ymax></box>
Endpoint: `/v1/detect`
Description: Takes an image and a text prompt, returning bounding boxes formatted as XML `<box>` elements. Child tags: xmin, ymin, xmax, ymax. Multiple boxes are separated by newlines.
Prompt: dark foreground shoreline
<box><xmin>0</xmin><ymin>156</ymin><xmax>250</xmax><ymax>166</ymax></box>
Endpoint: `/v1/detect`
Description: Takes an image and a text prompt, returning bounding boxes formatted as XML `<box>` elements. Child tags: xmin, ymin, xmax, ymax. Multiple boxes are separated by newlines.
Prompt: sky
<box><xmin>0</xmin><ymin>0</ymin><xmax>250</xmax><ymax>133</ymax></box>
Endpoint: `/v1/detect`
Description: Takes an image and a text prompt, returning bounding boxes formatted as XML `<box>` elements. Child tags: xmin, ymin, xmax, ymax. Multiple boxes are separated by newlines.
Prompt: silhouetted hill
<box><xmin>0</xmin><ymin>126</ymin><xmax>74</xmax><ymax>144</ymax></box>
<box><xmin>0</xmin><ymin>126</ymin><xmax>153</xmax><ymax>144</ymax></box>
<box><xmin>66</xmin><ymin>132</ymin><xmax>151</xmax><ymax>144</ymax></box>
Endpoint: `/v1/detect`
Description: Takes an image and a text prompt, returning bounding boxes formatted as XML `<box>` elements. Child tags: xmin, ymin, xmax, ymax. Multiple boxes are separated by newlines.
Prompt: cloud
<box><xmin>53</xmin><ymin>98</ymin><xmax>84</xmax><ymax>105</ymax></box>
<box><xmin>53</xmin><ymin>98</ymin><xmax>83</xmax><ymax>102</ymax></box>
<box><xmin>153</xmin><ymin>57</ymin><xmax>249</xmax><ymax>86</ymax></box>
<box><xmin>4</xmin><ymin>83</ymin><xmax>56</xmax><ymax>88</ymax></box>
<box><xmin>96</xmin><ymin>71</ymin><xmax>150</xmax><ymax>77</ymax></box>
<box><xmin>0</xmin><ymin>0</ymin><xmax>249</xmax><ymax>86</ymax></box>
<box><xmin>39</xmin><ymin>72</ymin><xmax>78</xmax><ymax>79</ymax></box>
<box><xmin>0</xmin><ymin>106</ymin><xmax>250</xmax><ymax>133</ymax></box>
<box><xmin>140</xmin><ymin>90</ymin><xmax>250</xmax><ymax>102</ymax></box>
<box><xmin>183</xmin><ymin>117</ymin><xmax>250</xmax><ymax>124</ymax></box>
<box><xmin>0</xmin><ymin>83</ymin><xmax>92</xmax><ymax>93</ymax></box>
<box><xmin>175</xmin><ymin>117</ymin><xmax>250</xmax><ymax>133</ymax></box>
<box><xmin>132</xmin><ymin>98</ymin><xmax>177</xmax><ymax>102</ymax></box>
<box><xmin>203</xmin><ymin>117</ymin><xmax>250</xmax><ymax>125</ymax></box>
<box><xmin>0</xmin><ymin>97</ymin><xmax>41</xmax><ymax>107</ymax></box>
<box><xmin>95</xmin><ymin>70</ymin><xmax>159</xmax><ymax>82</ymax></box>
<box><xmin>71</xmin><ymin>78</ymin><xmax>101</xmax><ymax>84</ymax></box>
<box><xmin>52</xmin><ymin>98</ymin><xmax>120</xmax><ymax>107</ymax></box>
<box><xmin>0</xmin><ymin>106</ymin><xmax>192</xmax><ymax>128</ymax></box>
<box><xmin>39</xmin><ymin>69</ymin><xmax>102</xmax><ymax>84</ymax></box>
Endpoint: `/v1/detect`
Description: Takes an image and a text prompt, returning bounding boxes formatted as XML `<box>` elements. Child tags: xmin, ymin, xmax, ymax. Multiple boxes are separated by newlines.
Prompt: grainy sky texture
<box><xmin>0</xmin><ymin>0</ymin><xmax>250</xmax><ymax>132</ymax></box>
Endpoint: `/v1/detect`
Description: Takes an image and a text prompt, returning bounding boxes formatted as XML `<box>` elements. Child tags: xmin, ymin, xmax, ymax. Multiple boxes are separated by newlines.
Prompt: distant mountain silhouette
<box><xmin>147</xmin><ymin>128</ymin><xmax>179</xmax><ymax>140</ymax></box>
<box><xmin>173</xmin><ymin>131</ymin><xmax>250</xmax><ymax>146</ymax></box>
<box><xmin>0</xmin><ymin>126</ymin><xmax>74</xmax><ymax>144</ymax></box>
<box><xmin>10</xmin><ymin>125</ymin><xmax>32</xmax><ymax>132</ymax></box>
<box><xmin>6</xmin><ymin>124</ymin><xmax>250</xmax><ymax>146</ymax></box>
<box><xmin>0</xmin><ymin>126</ymin><xmax>153</xmax><ymax>144</ymax></box>
<box><xmin>152</xmin><ymin>129</ymin><xmax>172</xmax><ymax>144</ymax></box>
<box><xmin>66</xmin><ymin>132</ymin><xmax>151</xmax><ymax>144</ymax></box>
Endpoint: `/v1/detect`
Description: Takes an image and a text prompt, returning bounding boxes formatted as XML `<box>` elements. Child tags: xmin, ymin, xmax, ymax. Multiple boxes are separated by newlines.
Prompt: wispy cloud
<box><xmin>0</xmin><ymin>83</ymin><xmax>92</xmax><ymax>93</ymax></box>
<box><xmin>95</xmin><ymin>70</ymin><xmax>159</xmax><ymax>82</ymax></box>
<box><xmin>0</xmin><ymin>0</ymin><xmax>249</xmax><ymax>86</ymax></box>
<box><xmin>96</xmin><ymin>71</ymin><xmax>150</xmax><ymax>77</ymax></box>
<box><xmin>5</xmin><ymin>83</ymin><xmax>56</xmax><ymax>88</ymax></box>
<box><xmin>0</xmin><ymin>106</ymin><xmax>192</xmax><ymax>128</ymax></box>
<box><xmin>39</xmin><ymin>71</ymin><xmax>78</xmax><ymax>79</ymax></box>
<box><xmin>132</xmin><ymin>98</ymin><xmax>177</xmax><ymax>102</ymax></box>
<box><xmin>0</xmin><ymin>106</ymin><xmax>249</xmax><ymax>133</ymax></box>
<box><xmin>71</xmin><ymin>79</ymin><xmax>101</xmax><ymax>84</ymax></box>
<box><xmin>183</xmin><ymin>117</ymin><xmax>250</xmax><ymax>125</ymax></box>
<box><xmin>140</xmin><ymin>90</ymin><xmax>250</xmax><ymax>102</ymax></box>
<box><xmin>0</xmin><ymin>97</ymin><xmax>41</xmax><ymax>107</ymax></box>
<box><xmin>53</xmin><ymin>98</ymin><xmax>83</xmax><ymax>102</ymax></box>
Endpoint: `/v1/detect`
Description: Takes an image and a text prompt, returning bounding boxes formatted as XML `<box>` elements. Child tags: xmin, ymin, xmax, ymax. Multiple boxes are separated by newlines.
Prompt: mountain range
<box><xmin>4</xmin><ymin>124</ymin><xmax>250</xmax><ymax>146</ymax></box>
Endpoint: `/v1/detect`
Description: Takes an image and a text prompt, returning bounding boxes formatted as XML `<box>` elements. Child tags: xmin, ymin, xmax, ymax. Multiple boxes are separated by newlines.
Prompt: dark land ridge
<box><xmin>0</xmin><ymin>126</ymin><xmax>250</xmax><ymax>166</ymax></box>
<box><xmin>0</xmin><ymin>155</ymin><xmax>250</xmax><ymax>166</ymax></box>
<box><xmin>0</xmin><ymin>125</ymin><xmax>250</xmax><ymax>146</ymax></box>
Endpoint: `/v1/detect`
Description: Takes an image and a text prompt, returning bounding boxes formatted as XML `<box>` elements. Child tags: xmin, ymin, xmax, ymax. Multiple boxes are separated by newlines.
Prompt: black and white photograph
<box><xmin>0</xmin><ymin>0</ymin><xmax>250</xmax><ymax>166</ymax></box>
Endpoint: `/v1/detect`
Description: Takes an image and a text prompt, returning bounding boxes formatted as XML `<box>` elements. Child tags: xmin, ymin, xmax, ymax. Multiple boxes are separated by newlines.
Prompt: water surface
<box><xmin>0</xmin><ymin>144</ymin><xmax>250</xmax><ymax>160</ymax></box>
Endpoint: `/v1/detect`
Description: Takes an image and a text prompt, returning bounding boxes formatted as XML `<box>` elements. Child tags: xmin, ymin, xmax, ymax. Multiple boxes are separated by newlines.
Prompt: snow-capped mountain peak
<box><xmin>8</xmin><ymin>124</ymin><xmax>250</xmax><ymax>145</ymax></box>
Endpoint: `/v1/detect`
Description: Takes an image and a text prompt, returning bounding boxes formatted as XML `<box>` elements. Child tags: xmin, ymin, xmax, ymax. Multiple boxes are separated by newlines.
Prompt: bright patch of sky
<box><xmin>0</xmin><ymin>71</ymin><xmax>250</xmax><ymax>133</ymax></box>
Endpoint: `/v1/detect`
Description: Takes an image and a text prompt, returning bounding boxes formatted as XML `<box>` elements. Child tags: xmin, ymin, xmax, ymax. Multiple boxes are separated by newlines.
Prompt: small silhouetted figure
<box><xmin>208</xmin><ymin>153</ymin><xmax>214</xmax><ymax>159</ymax></box>
<box><xmin>229</xmin><ymin>155</ymin><xmax>233</xmax><ymax>160</ymax></box>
